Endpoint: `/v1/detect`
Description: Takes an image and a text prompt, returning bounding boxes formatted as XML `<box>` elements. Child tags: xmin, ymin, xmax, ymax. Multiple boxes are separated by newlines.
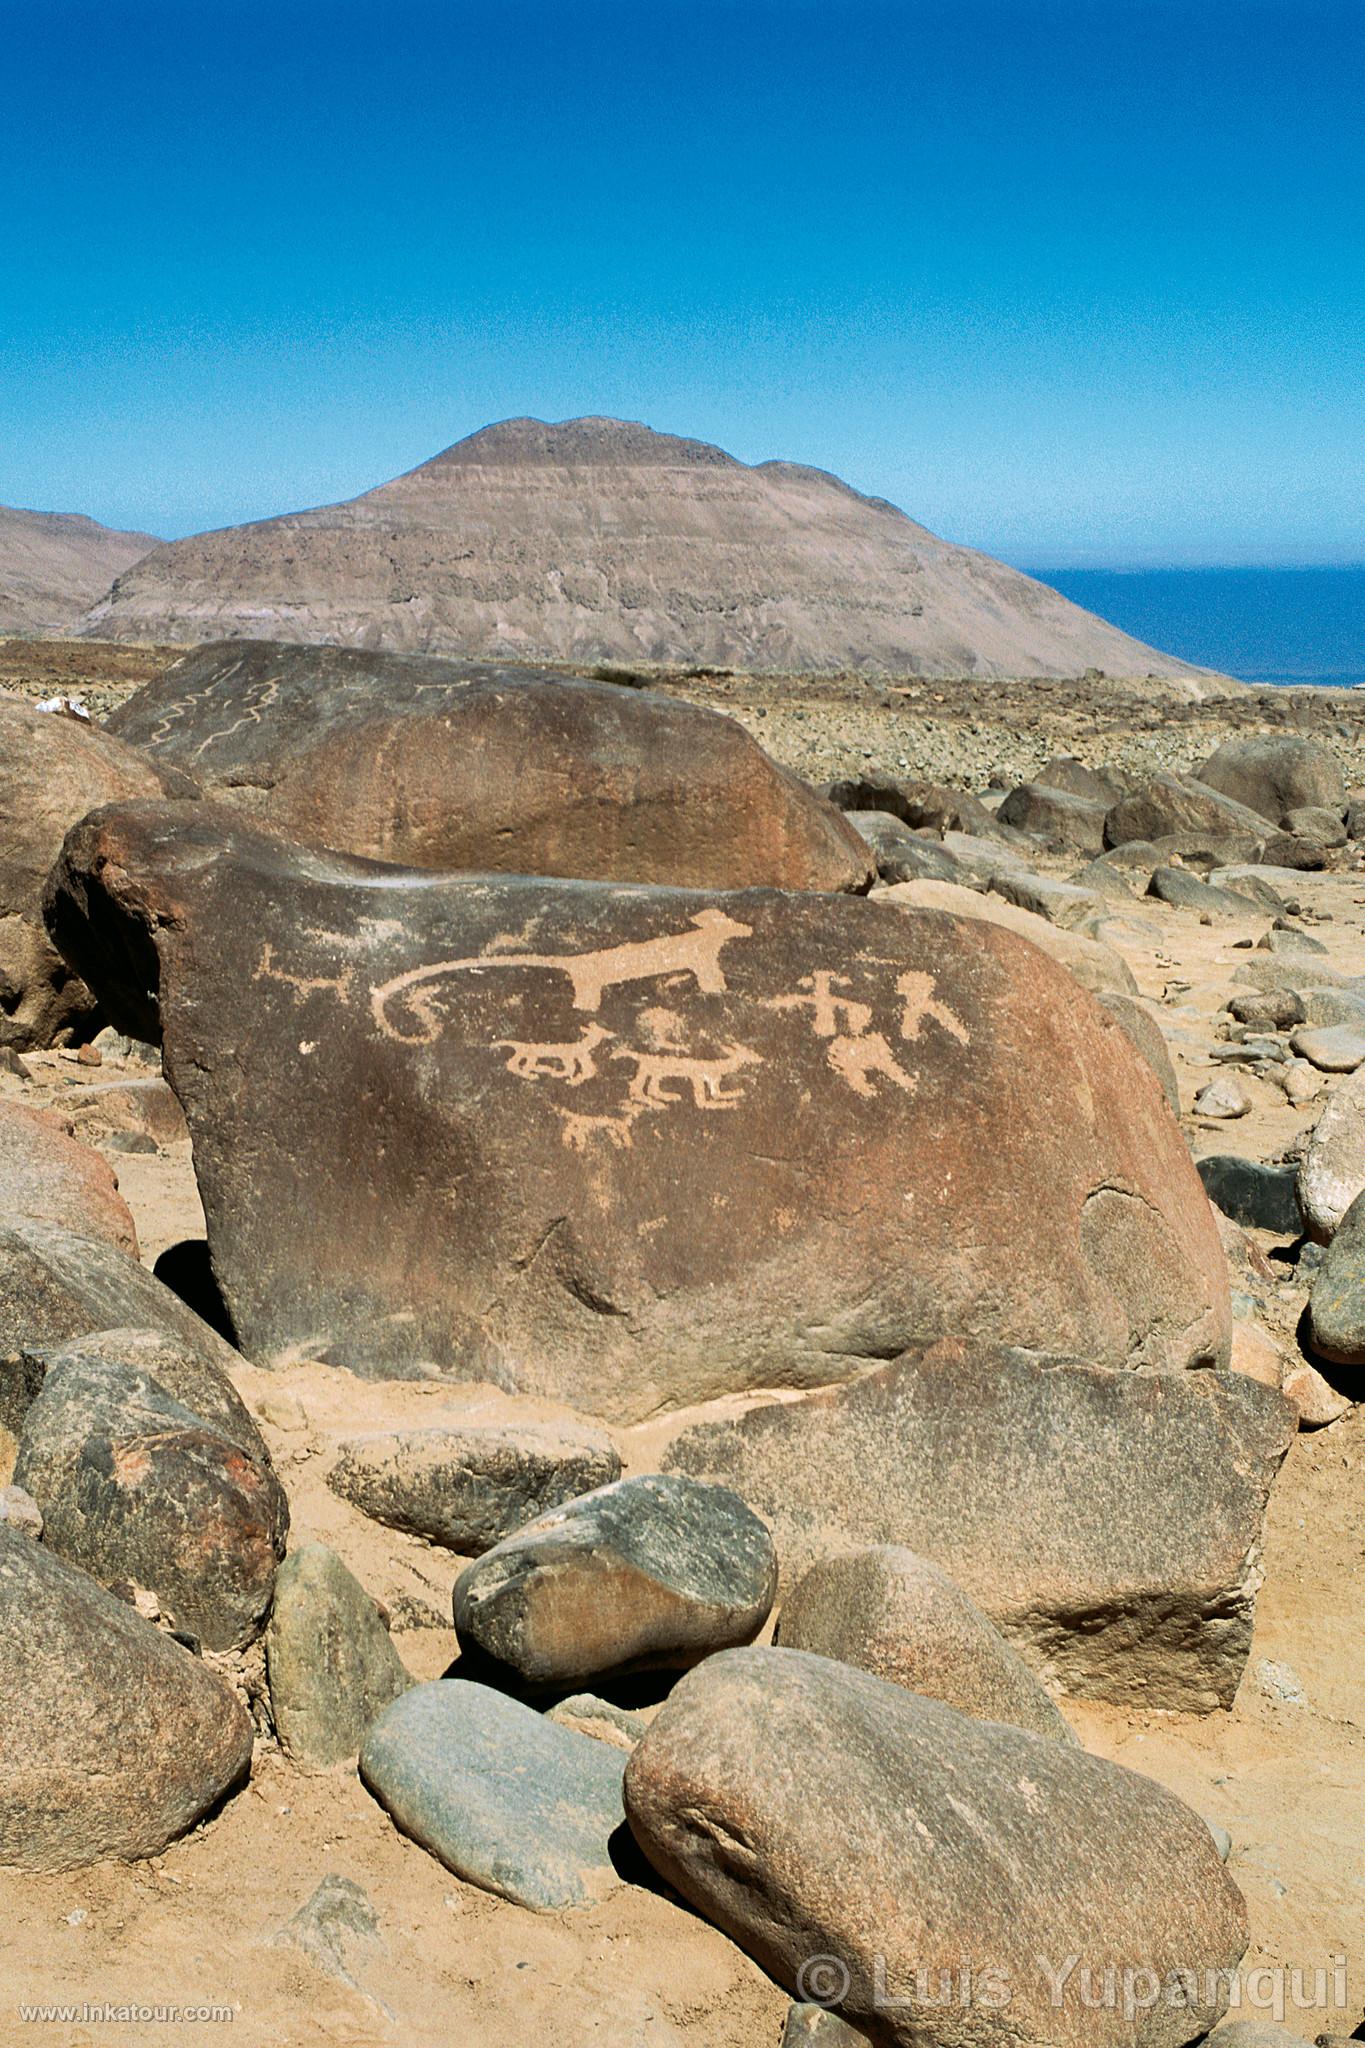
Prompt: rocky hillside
<box><xmin>0</xmin><ymin>504</ymin><xmax>157</xmax><ymax>634</ymax></box>
<box><xmin>83</xmin><ymin>416</ymin><xmax>1212</xmax><ymax>683</ymax></box>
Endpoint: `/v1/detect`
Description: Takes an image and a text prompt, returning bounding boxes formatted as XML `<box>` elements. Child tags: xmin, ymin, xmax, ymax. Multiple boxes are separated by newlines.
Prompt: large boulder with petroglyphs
<box><xmin>45</xmin><ymin>800</ymin><xmax>1230</xmax><ymax>1422</ymax></box>
<box><xmin>105</xmin><ymin>639</ymin><xmax>873</xmax><ymax>893</ymax></box>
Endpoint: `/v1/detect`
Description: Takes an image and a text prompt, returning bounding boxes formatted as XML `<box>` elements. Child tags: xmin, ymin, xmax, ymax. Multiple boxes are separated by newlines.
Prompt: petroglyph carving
<box><xmin>612</xmin><ymin>1041</ymin><xmax>760</xmax><ymax>1111</ymax></box>
<box><xmin>557</xmin><ymin>1105</ymin><xmax>645</xmax><ymax>1152</ymax></box>
<box><xmin>366</xmin><ymin>914</ymin><xmax>964</xmax><ymax>1124</ymax></box>
<box><xmin>155</xmin><ymin>664</ymin><xmax>284</xmax><ymax>761</ymax></box>
<box><xmin>370</xmin><ymin>908</ymin><xmax>753</xmax><ymax>1040</ymax></box>
<box><xmin>827</xmin><ymin>1031</ymin><xmax>918</xmax><ymax>1099</ymax></box>
<box><xmin>762</xmin><ymin>963</ymin><xmax>967</xmax><ymax>1097</ymax></box>
<box><xmin>254</xmin><ymin>943</ymin><xmax>352</xmax><ymax>1005</ymax></box>
<box><xmin>494</xmin><ymin>1023</ymin><xmax>612</xmax><ymax>1087</ymax></box>
<box><xmin>764</xmin><ymin>971</ymin><xmax>871</xmax><ymax>1037</ymax></box>
<box><xmin>897</xmin><ymin>969</ymin><xmax>970</xmax><ymax>1046</ymax></box>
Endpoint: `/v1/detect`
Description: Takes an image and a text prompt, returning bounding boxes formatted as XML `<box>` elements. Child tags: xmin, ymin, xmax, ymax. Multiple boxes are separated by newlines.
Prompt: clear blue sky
<box><xmin>2</xmin><ymin>0</ymin><xmax>1362</xmax><ymax>566</ymax></box>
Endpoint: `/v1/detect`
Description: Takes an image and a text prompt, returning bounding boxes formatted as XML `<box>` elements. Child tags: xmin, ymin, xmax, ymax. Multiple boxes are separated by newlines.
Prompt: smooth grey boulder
<box><xmin>0</xmin><ymin>1527</ymin><xmax>253</xmax><ymax>1869</ymax></box>
<box><xmin>1308</xmin><ymin>1189</ymin><xmax>1365</xmax><ymax>1366</ymax></box>
<box><xmin>1104</xmin><ymin>773</ymin><xmax>1270</xmax><ymax>850</ymax></box>
<box><xmin>1299</xmin><ymin>1066</ymin><xmax>1365</xmax><ymax>1239</ymax></box>
<box><xmin>327</xmin><ymin>1419</ymin><xmax>620</xmax><ymax>1555</ymax></box>
<box><xmin>453</xmin><ymin>1474</ymin><xmax>777</xmax><ymax>1686</ymax></box>
<box><xmin>266</xmin><ymin>1544</ymin><xmax>411</xmax><ymax>1767</ymax></box>
<box><xmin>1258</xmin><ymin>925</ymin><xmax>1328</xmax><ymax>957</ymax></box>
<box><xmin>987</xmin><ymin>870</ymin><xmax>1109</xmax><ymax>930</ymax></box>
<box><xmin>0</xmin><ymin>1218</ymin><xmax>241</xmax><ymax>1372</ymax></box>
<box><xmin>1147</xmin><ymin>866</ymin><xmax>1259</xmax><ymax>922</ymax></box>
<box><xmin>360</xmin><ymin>1679</ymin><xmax>626</xmax><ymax>1910</ymax></box>
<box><xmin>1283</xmin><ymin>803</ymin><xmax>1347</xmax><ymax>846</ymax></box>
<box><xmin>14</xmin><ymin>1348</ymin><xmax>288</xmax><ymax>1650</ymax></box>
<box><xmin>843</xmin><ymin>811</ymin><xmax>963</xmax><ymax>884</ymax></box>
<box><xmin>1199</xmin><ymin>736</ymin><xmax>1346</xmax><ymax>824</ymax></box>
<box><xmin>1231</xmin><ymin>955</ymin><xmax>1365</xmax><ymax>995</ymax></box>
<box><xmin>776</xmin><ymin>1546</ymin><xmax>1075</xmax><ymax>1743</ymax></box>
<box><xmin>995</xmin><ymin>782</ymin><xmax>1108</xmax><ymax>855</ymax></box>
<box><xmin>1194</xmin><ymin>1074</ymin><xmax>1252</xmax><ymax>1121</ymax></box>
<box><xmin>1196</xmin><ymin>1157</ymin><xmax>1302</xmax><ymax>1237</ymax></box>
<box><xmin>623</xmin><ymin>1648</ymin><xmax>1248</xmax><ymax>2048</ymax></box>
<box><xmin>1290</xmin><ymin>1024</ymin><xmax>1365</xmax><ymax>1073</ymax></box>
<box><xmin>663</xmin><ymin>1339</ymin><xmax>1293</xmax><ymax>1710</ymax></box>
<box><xmin>1298</xmin><ymin>986</ymin><xmax>1365</xmax><ymax>1029</ymax></box>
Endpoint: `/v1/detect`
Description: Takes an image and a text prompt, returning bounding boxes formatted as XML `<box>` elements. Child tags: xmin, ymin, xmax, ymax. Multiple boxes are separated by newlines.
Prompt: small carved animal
<box><xmin>613</xmin><ymin>1040</ymin><xmax>760</xmax><ymax>1110</ymax></box>
<box><xmin>494</xmin><ymin>1023</ymin><xmax>612</xmax><ymax>1087</ymax></box>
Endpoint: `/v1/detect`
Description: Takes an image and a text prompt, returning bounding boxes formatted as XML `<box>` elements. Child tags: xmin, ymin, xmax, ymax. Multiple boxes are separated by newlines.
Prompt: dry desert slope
<box><xmin>82</xmin><ymin>415</ymin><xmax>1216</xmax><ymax>683</ymax></box>
<box><xmin>0</xmin><ymin>504</ymin><xmax>157</xmax><ymax>635</ymax></box>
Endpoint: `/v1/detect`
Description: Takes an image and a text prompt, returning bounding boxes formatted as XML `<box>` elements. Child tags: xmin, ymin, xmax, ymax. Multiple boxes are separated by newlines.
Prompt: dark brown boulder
<box><xmin>106</xmin><ymin>640</ymin><xmax>872</xmax><ymax>893</ymax></box>
<box><xmin>0</xmin><ymin>1526</ymin><xmax>253</xmax><ymax>1869</ymax></box>
<box><xmin>46</xmin><ymin>802</ymin><xmax>1230</xmax><ymax>1421</ymax></box>
<box><xmin>0</xmin><ymin>699</ymin><xmax>196</xmax><ymax>1050</ymax></box>
<box><xmin>662</xmin><ymin>1340</ymin><xmax>1293</xmax><ymax>1709</ymax></box>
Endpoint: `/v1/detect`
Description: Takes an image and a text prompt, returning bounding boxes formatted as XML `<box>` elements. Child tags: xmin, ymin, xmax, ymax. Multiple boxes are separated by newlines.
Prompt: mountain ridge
<box><xmin>81</xmin><ymin>416</ymin><xmax>1222</xmax><ymax>686</ymax></box>
<box><xmin>0</xmin><ymin>504</ymin><xmax>159</xmax><ymax>635</ymax></box>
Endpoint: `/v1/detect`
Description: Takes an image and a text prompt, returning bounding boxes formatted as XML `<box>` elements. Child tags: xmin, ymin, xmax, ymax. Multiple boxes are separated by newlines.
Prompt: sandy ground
<box><xmin>1</xmin><ymin>657</ymin><xmax>1364</xmax><ymax>2046</ymax></box>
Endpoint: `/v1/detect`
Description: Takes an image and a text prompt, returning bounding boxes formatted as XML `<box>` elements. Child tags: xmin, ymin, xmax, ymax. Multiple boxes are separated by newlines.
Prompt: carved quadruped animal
<box><xmin>612</xmin><ymin>1039</ymin><xmax>761</xmax><ymax>1110</ymax></box>
<box><xmin>370</xmin><ymin>908</ymin><xmax>754</xmax><ymax>1042</ymax></box>
<box><xmin>494</xmin><ymin>1022</ymin><xmax>612</xmax><ymax>1087</ymax></box>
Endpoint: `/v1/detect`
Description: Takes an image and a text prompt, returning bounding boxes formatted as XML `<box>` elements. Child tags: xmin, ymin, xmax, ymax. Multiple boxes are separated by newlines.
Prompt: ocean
<box><xmin>1029</xmin><ymin>565</ymin><xmax>1365</xmax><ymax>689</ymax></box>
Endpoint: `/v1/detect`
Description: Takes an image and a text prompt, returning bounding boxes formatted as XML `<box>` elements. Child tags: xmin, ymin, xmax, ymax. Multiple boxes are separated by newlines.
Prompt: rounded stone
<box><xmin>776</xmin><ymin>1546</ymin><xmax>1075</xmax><ymax>1743</ymax></box>
<box><xmin>453</xmin><ymin>1473</ymin><xmax>777</xmax><ymax>1686</ymax></box>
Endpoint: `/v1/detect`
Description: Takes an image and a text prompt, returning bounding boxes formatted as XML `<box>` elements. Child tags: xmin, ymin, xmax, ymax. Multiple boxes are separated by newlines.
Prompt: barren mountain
<box><xmin>84</xmin><ymin>416</ymin><xmax>1211</xmax><ymax>682</ymax></box>
<box><xmin>0</xmin><ymin>504</ymin><xmax>157</xmax><ymax>634</ymax></box>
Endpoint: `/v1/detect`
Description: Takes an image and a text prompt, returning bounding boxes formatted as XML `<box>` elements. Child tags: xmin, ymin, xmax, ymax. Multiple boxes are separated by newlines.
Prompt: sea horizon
<box><xmin>1030</xmin><ymin>563</ymin><xmax>1365</xmax><ymax>689</ymax></box>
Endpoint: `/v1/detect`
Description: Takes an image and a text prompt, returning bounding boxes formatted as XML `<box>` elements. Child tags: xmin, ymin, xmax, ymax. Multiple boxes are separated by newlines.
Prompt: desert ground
<box><xmin>1</xmin><ymin>639</ymin><xmax>1362</xmax><ymax>2048</ymax></box>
